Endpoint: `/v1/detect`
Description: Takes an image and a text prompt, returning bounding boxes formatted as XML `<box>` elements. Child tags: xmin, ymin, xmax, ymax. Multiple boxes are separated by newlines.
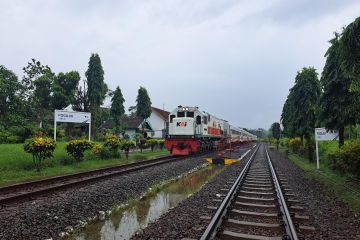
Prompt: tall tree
<box><xmin>270</xmin><ymin>122</ymin><xmax>281</xmax><ymax>140</ymax></box>
<box><xmin>72</xmin><ymin>79</ymin><xmax>89</xmax><ymax>112</ymax></box>
<box><xmin>85</xmin><ymin>53</ymin><xmax>108</xmax><ymax>135</ymax></box>
<box><xmin>52</xmin><ymin>71</ymin><xmax>80</xmax><ymax>110</ymax></box>
<box><xmin>339</xmin><ymin>16</ymin><xmax>360</xmax><ymax>91</ymax></box>
<box><xmin>136</xmin><ymin>86</ymin><xmax>152</xmax><ymax>120</ymax></box>
<box><xmin>319</xmin><ymin>34</ymin><xmax>360</xmax><ymax>147</ymax></box>
<box><xmin>0</xmin><ymin>65</ymin><xmax>23</xmax><ymax>125</ymax></box>
<box><xmin>33</xmin><ymin>74</ymin><xmax>53</xmax><ymax>128</ymax></box>
<box><xmin>22</xmin><ymin>58</ymin><xmax>52</xmax><ymax>98</ymax></box>
<box><xmin>282</xmin><ymin>67</ymin><xmax>321</xmax><ymax>161</ymax></box>
<box><xmin>110</xmin><ymin>86</ymin><xmax>125</xmax><ymax>135</ymax></box>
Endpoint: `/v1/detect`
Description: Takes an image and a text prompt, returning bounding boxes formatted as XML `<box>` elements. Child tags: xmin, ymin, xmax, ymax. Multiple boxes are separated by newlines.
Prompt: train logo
<box><xmin>176</xmin><ymin>122</ymin><xmax>187</xmax><ymax>127</ymax></box>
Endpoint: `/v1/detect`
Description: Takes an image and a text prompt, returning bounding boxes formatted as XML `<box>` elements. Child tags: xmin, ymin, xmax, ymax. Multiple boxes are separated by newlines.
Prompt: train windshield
<box><xmin>186</xmin><ymin>112</ymin><xmax>194</xmax><ymax>118</ymax></box>
<box><xmin>177</xmin><ymin>112</ymin><xmax>185</xmax><ymax>117</ymax></box>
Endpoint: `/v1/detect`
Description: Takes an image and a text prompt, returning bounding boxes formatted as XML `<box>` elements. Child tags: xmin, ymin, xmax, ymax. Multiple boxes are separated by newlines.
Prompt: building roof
<box><xmin>151</xmin><ymin>107</ymin><xmax>170</xmax><ymax>121</ymax></box>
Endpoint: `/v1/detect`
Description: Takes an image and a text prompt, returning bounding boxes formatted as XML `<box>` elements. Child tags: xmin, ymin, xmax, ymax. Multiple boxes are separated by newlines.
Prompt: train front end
<box><xmin>165</xmin><ymin>106</ymin><xmax>200</xmax><ymax>155</ymax></box>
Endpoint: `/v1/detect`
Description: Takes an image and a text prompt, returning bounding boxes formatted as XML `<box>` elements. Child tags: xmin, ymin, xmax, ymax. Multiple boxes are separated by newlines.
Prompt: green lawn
<box><xmin>278</xmin><ymin>144</ymin><xmax>360</xmax><ymax>213</ymax></box>
<box><xmin>0</xmin><ymin>142</ymin><xmax>169</xmax><ymax>187</ymax></box>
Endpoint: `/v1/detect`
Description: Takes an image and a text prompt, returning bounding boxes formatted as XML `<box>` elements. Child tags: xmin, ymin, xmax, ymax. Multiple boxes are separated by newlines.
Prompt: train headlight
<box><xmin>185</xmin><ymin>107</ymin><xmax>189</xmax><ymax>111</ymax></box>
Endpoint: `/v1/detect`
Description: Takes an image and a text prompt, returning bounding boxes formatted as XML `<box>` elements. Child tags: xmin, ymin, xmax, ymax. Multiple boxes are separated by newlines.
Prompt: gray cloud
<box><xmin>0</xmin><ymin>0</ymin><xmax>359</xmax><ymax>130</ymax></box>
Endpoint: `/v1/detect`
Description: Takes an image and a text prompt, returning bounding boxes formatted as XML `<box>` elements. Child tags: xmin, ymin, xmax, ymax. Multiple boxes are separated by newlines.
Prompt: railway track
<box><xmin>201</xmin><ymin>144</ymin><xmax>314</xmax><ymax>240</ymax></box>
<box><xmin>0</xmin><ymin>154</ymin><xmax>193</xmax><ymax>205</ymax></box>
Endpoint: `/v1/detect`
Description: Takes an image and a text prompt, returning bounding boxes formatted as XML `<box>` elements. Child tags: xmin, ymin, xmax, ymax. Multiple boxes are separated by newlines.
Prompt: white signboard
<box><xmin>315</xmin><ymin>128</ymin><xmax>339</xmax><ymax>141</ymax></box>
<box><xmin>315</xmin><ymin>127</ymin><xmax>338</xmax><ymax>170</ymax></box>
<box><xmin>55</xmin><ymin>110</ymin><xmax>91</xmax><ymax>123</ymax></box>
<box><xmin>54</xmin><ymin>110</ymin><xmax>91</xmax><ymax>141</ymax></box>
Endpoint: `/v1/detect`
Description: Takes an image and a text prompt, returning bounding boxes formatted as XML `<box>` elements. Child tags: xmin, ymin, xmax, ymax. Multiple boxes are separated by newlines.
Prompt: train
<box><xmin>165</xmin><ymin>106</ymin><xmax>257</xmax><ymax>155</ymax></box>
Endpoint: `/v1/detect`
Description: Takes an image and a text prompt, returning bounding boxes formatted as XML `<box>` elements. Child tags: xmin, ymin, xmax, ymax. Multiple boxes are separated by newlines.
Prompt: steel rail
<box><xmin>200</xmin><ymin>144</ymin><xmax>260</xmax><ymax>240</ymax></box>
<box><xmin>265</xmin><ymin>146</ymin><xmax>299</xmax><ymax>240</ymax></box>
<box><xmin>0</xmin><ymin>155</ymin><xmax>173</xmax><ymax>193</ymax></box>
<box><xmin>0</xmin><ymin>154</ymin><xmax>203</xmax><ymax>205</ymax></box>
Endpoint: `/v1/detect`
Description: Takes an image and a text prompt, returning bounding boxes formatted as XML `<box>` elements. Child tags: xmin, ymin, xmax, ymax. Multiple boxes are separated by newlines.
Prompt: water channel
<box><xmin>71</xmin><ymin>165</ymin><xmax>225</xmax><ymax>240</ymax></box>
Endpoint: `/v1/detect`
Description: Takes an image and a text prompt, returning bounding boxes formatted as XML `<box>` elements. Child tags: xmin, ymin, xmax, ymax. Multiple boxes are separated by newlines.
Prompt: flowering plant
<box><xmin>65</xmin><ymin>139</ymin><xmax>93</xmax><ymax>162</ymax></box>
<box><xmin>104</xmin><ymin>135</ymin><xmax>122</xmax><ymax>157</ymax></box>
<box><xmin>24</xmin><ymin>137</ymin><xmax>56</xmax><ymax>171</ymax></box>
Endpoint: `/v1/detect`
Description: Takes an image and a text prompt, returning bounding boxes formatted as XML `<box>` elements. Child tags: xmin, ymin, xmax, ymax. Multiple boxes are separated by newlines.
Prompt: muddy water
<box><xmin>72</xmin><ymin>165</ymin><xmax>224</xmax><ymax>240</ymax></box>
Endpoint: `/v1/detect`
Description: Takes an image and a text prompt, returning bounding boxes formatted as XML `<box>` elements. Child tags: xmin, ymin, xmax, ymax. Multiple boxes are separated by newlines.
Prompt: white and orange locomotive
<box><xmin>165</xmin><ymin>106</ymin><xmax>257</xmax><ymax>155</ymax></box>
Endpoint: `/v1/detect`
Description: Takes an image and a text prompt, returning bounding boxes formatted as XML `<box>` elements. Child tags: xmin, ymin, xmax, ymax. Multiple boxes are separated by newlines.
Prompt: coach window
<box><xmin>187</xmin><ymin>112</ymin><xmax>194</xmax><ymax>118</ymax></box>
<box><xmin>170</xmin><ymin>115</ymin><xmax>175</xmax><ymax>123</ymax></box>
<box><xmin>177</xmin><ymin>112</ymin><xmax>185</xmax><ymax>117</ymax></box>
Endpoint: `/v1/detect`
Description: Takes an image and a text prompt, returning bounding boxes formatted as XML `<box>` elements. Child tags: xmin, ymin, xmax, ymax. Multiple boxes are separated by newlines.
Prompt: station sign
<box><xmin>55</xmin><ymin>110</ymin><xmax>91</xmax><ymax>123</ymax></box>
<box><xmin>54</xmin><ymin>110</ymin><xmax>91</xmax><ymax>141</ymax></box>
<box><xmin>315</xmin><ymin>128</ymin><xmax>338</xmax><ymax>141</ymax></box>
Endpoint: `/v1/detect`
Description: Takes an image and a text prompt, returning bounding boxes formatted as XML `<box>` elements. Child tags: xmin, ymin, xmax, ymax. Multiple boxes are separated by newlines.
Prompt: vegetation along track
<box><xmin>0</xmin><ymin>154</ymin><xmax>203</xmax><ymax>205</ymax></box>
<box><xmin>201</xmin><ymin>144</ymin><xmax>315</xmax><ymax>240</ymax></box>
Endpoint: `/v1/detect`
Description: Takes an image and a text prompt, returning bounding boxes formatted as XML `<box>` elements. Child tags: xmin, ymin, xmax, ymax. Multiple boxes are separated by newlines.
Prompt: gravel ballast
<box><xmin>268</xmin><ymin>148</ymin><xmax>360</xmax><ymax>240</ymax></box>
<box><xmin>131</xmin><ymin>147</ymin><xmax>256</xmax><ymax>240</ymax></box>
<box><xmin>0</xmin><ymin>157</ymin><xmax>206</xmax><ymax>240</ymax></box>
<box><xmin>132</xmin><ymin>145</ymin><xmax>360</xmax><ymax>240</ymax></box>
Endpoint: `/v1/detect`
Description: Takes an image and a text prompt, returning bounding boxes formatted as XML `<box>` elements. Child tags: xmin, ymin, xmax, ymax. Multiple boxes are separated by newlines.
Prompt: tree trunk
<box><xmin>308</xmin><ymin>142</ymin><xmax>313</xmax><ymax>162</ymax></box>
<box><xmin>339</xmin><ymin>126</ymin><xmax>345</xmax><ymax>147</ymax></box>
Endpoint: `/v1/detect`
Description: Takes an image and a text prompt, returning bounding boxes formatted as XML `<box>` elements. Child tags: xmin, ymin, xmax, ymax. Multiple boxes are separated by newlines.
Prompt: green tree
<box><xmin>0</xmin><ymin>65</ymin><xmax>23</xmax><ymax>126</ymax></box>
<box><xmin>85</xmin><ymin>53</ymin><xmax>108</xmax><ymax>135</ymax></box>
<box><xmin>52</xmin><ymin>71</ymin><xmax>80</xmax><ymax>110</ymax></box>
<box><xmin>136</xmin><ymin>86</ymin><xmax>152</xmax><ymax>120</ymax></box>
<box><xmin>282</xmin><ymin>67</ymin><xmax>321</xmax><ymax>161</ymax></box>
<box><xmin>33</xmin><ymin>74</ymin><xmax>53</xmax><ymax>128</ymax></box>
<box><xmin>22</xmin><ymin>58</ymin><xmax>52</xmax><ymax>98</ymax></box>
<box><xmin>110</xmin><ymin>86</ymin><xmax>125</xmax><ymax>135</ymax></box>
<box><xmin>270</xmin><ymin>122</ymin><xmax>281</xmax><ymax>140</ymax></box>
<box><xmin>339</xmin><ymin>16</ymin><xmax>360</xmax><ymax>91</ymax></box>
<box><xmin>72</xmin><ymin>79</ymin><xmax>89</xmax><ymax>112</ymax></box>
<box><xmin>320</xmin><ymin>34</ymin><xmax>360</xmax><ymax>147</ymax></box>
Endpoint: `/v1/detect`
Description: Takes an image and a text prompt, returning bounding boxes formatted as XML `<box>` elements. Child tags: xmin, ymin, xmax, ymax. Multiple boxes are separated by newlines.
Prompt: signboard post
<box><xmin>315</xmin><ymin>128</ymin><xmax>338</xmax><ymax>169</ymax></box>
<box><xmin>54</xmin><ymin>110</ymin><xmax>91</xmax><ymax>141</ymax></box>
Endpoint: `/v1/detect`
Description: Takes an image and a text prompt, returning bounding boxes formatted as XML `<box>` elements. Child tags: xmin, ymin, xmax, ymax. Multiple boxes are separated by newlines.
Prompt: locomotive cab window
<box><xmin>170</xmin><ymin>114</ymin><xmax>175</xmax><ymax>123</ymax></box>
<box><xmin>187</xmin><ymin>112</ymin><xmax>194</xmax><ymax>118</ymax></box>
<box><xmin>177</xmin><ymin>112</ymin><xmax>185</xmax><ymax>117</ymax></box>
<box><xmin>196</xmin><ymin>115</ymin><xmax>201</xmax><ymax>125</ymax></box>
<box><xmin>203</xmin><ymin>117</ymin><xmax>208</xmax><ymax>124</ymax></box>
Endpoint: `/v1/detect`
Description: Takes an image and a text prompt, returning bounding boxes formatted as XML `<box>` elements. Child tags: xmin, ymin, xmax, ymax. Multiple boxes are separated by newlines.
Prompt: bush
<box><xmin>333</xmin><ymin>142</ymin><xmax>360</xmax><ymax>177</ymax></box>
<box><xmin>147</xmin><ymin>139</ymin><xmax>158</xmax><ymax>151</ymax></box>
<box><xmin>92</xmin><ymin>143</ymin><xmax>113</xmax><ymax>159</ymax></box>
<box><xmin>65</xmin><ymin>139</ymin><xmax>93</xmax><ymax>162</ymax></box>
<box><xmin>104</xmin><ymin>135</ymin><xmax>122</xmax><ymax>158</ymax></box>
<box><xmin>121</xmin><ymin>140</ymin><xmax>136</xmax><ymax>159</ymax></box>
<box><xmin>289</xmin><ymin>137</ymin><xmax>302</xmax><ymax>153</ymax></box>
<box><xmin>24</xmin><ymin>137</ymin><xmax>56</xmax><ymax>171</ymax></box>
<box><xmin>157</xmin><ymin>139</ymin><xmax>165</xmax><ymax>150</ymax></box>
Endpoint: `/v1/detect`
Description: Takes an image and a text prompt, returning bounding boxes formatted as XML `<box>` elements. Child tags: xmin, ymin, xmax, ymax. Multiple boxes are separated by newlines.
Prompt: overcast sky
<box><xmin>1</xmin><ymin>1</ymin><xmax>359</xmax><ymax>130</ymax></box>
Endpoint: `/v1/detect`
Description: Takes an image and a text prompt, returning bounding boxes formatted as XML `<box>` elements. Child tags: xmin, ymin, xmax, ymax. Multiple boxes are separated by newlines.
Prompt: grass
<box><xmin>278</xmin><ymin>143</ymin><xmax>360</xmax><ymax>213</ymax></box>
<box><xmin>0</xmin><ymin>142</ymin><xmax>169</xmax><ymax>187</ymax></box>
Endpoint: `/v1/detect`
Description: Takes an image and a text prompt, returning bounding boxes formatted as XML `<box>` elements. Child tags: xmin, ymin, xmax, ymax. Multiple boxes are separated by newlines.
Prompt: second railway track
<box><xmin>0</xmin><ymin>154</ymin><xmax>195</xmax><ymax>205</ymax></box>
<box><xmin>201</xmin><ymin>144</ymin><xmax>315</xmax><ymax>240</ymax></box>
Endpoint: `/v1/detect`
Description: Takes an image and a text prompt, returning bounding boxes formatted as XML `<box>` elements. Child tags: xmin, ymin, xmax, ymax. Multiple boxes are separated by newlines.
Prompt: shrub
<box><xmin>92</xmin><ymin>143</ymin><xmax>112</xmax><ymax>159</ymax></box>
<box><xmin>147</xmin><ymin>139</ymin><xmax>158</xmax><ymax>151</ymax></box>
<box><xmin>24</xmin><ymin>137</ymin><xmax>56</xmax><ymax>171</ymax></box>
<box><xmin>65</xmin><ymin>139</ymin><xmax>93</xmax><ymax>162</ymax></box>
<box><xmin>157</xmin><ymin>139</ymin><xmax>165</xmax><ymax>150</ymax></box>
<box><xmin>121</xmin><ymin>140</ymin><xmax>136</xmax><ymax>159</ymax></box>
<box><xmin>104</xmin><ymin>135</ymin><xmax>122</xmax><ymax>157</ymax></box>
<box><xmin>288</xmin><ymin>137</ymin><xmax>302</xmax><ymax>153</ymax></box>
<box><xmin>333</xmin><ymin>142</ymin><xmax>360</xmax><ymax>177</ymax></box>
